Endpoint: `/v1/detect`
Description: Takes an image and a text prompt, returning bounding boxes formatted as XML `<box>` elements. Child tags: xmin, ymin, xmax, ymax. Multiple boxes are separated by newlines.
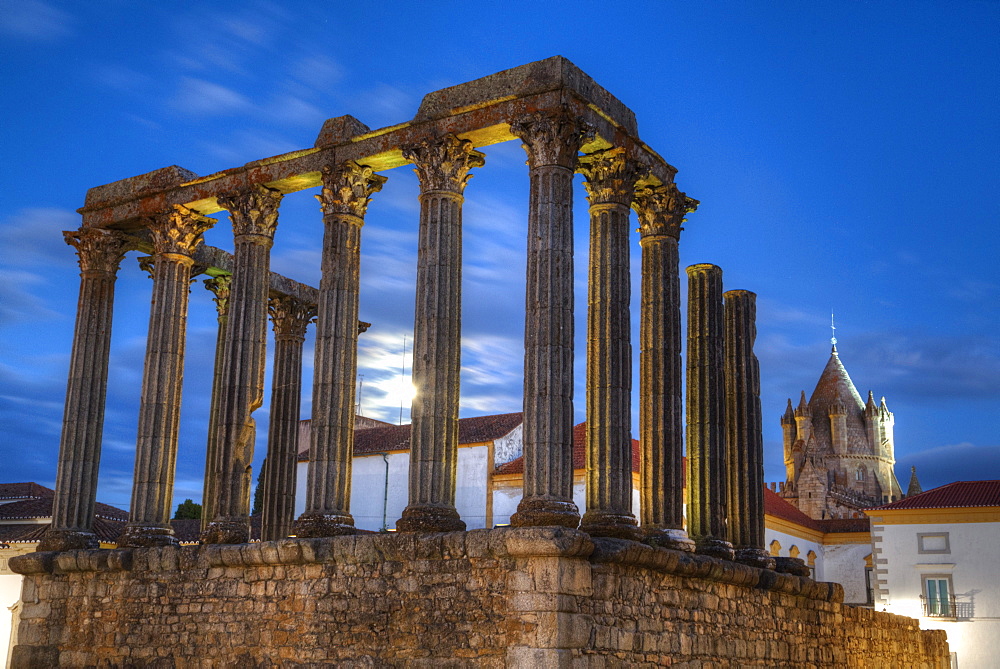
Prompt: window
<box><xmin>856</xmin><ymin>467</ymin><xmax>865</xmax><ymax>482</ymax></box>
<box><xmin>922</xmin><ymin>575</ymin><xmax>954</xmax><ymax>617</ymax></box>
<box><xmin>769</xmin><ymin>540</ymin><xmax>781</xmax><ymax>557</ymax></box>
<box><xmin>918</xmin><ymin>532</ymin><xmax>950</xmax><ymax>555</ymax></box>
<box><xmin>789</xmin><ymin>545</ymin><xmax>800</xmax><ymax>559</ymax></box>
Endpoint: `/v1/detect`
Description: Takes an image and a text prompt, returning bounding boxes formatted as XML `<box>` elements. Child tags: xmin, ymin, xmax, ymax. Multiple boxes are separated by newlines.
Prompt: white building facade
<box><xmin>866</xmin><ymin>481</ymin><xmax>1000</xmax><ymax>669</ymax></box>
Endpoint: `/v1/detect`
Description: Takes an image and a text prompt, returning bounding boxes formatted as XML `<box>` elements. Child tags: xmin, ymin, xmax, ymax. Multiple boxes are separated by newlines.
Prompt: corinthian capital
<box><xmin>148</xmin><ymin>205</ymin><xmax>215</xmax><ymax>257</ymax></box>
<box><xmin>403</xmin><ymin>134</ymin><xmax>485</xmax><ymax>193</ymax></box>
<box><xmin>204</xmin><ymin>274</ymin><xmax>233</xmax><ymax>318</ymax></box>
<box><xmin>509</xmin><ymin>107</ymin><xmax>595</xmax><ymax>170</ymax></box>
<box><xmin>316</xmin><ymin>161</ymin><xmax>387</xmax><ymax>218</ymax></box>
<box><xmin>268</xmin><ymin>295</ymin><xmax>317</xmax><ymax>340</ymax></box>
<box><xmin>632</xmin><ymin>184</ymin><xmax>699</xmax><ymax>240</ymax></box>
<box><xmin>577</xmin><ymin>147</ymin><xmax>641</xmax><ymax>207</ymax></box>
<box><xmin>218</xmin><ymin>185</ymin><xmax>283</xmax><ymax>240</ymax></box>
<box><xmin>63</xmin><ymin>228</ymin><xmax>128</xmax><ymax>275</ymax></box>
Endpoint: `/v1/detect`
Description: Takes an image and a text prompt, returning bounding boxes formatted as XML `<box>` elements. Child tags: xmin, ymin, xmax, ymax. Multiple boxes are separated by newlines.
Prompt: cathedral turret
<box><xmin>781</xmin><ymin>399</ymin><xmax>796</xmax><ymax>479</ymax></box>
<box><xmin>907</xmin><ymin>466</ymin><xmax>922</xmax><ymax>497</ymax></box>
<box><xmin>879</xmin><ymin>396</ymin><xmax>895</xmax><ymax>461</ymax></box>
<box><xmin>793</xmin><ymin>390</ymin><xmax>812</xmax><ymax>443</ymax></box>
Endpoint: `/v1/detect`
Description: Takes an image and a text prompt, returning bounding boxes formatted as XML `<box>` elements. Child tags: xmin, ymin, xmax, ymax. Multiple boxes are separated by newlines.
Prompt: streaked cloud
<box><xmin>171</xmin><ymin>77</ymin><xmax>253</xmax><ymax>116</ymax></box>
<box><xmin>0</xmin><ymin>0</ymin><xmax>73</xmax><ymax>41</ymax></box>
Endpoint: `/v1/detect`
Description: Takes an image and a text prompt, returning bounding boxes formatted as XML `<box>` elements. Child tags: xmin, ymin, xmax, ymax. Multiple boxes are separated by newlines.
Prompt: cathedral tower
<box><xmin>779</xmin><ymin>337</ymin><xmax>903</xmax><ymax>519</ymax></box>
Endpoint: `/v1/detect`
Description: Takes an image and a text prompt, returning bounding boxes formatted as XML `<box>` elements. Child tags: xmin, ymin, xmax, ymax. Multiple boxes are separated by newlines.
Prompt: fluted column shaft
<box><xmin>38</xmin><ymin>229</ymin><xmax>128</xmax><ymax>552</ymax></box>
<box><xmin>685</xmin><ymin>263</ymin><xmax>734</xmax><ymax>559</ymax></box>
<box><xmin>634</xmin><ymin>185</ymin><xmax>698</xmax><ymax>551</ymax></box>
<box><xmin>201</xmin><ymin>275</ymin><xmax>232</xmax><ymax>532</ymax></box>
<box><xmin>578</xmin><ymin>147</ymin><xmax>639</xmax><ymax>540</ymax></box>
<box><xmin>263</xmin><ymin>296</ymin><xmax>315</xmax><ymax>541</ymax></box>
<box><xmin>509</xmin><ymin>109</ymin><xmax>592</xmax><ymax>529</ymax></box>
<box><xmin>724</xmin><ymin>290</ymin><xmax>774</xmax><ymax>568</ymax></box>
<box><xmin>202</xmin><ymin>186</ymin><xmax>282</xmax><ymax>544</ymax></box>
<box><xmin>121</xmin><ymin>206</ymin><xmax>214</xmax><ymax>547</ymax></box>
<box><xmin>294</xmin><ymin>161</ymin><xmax>385</xmax><ymax>538</ymax></box>
<box><xmin>397</xmin><ymin>134</ymin><xmax>484</xmax><ymax>532</ymax></box>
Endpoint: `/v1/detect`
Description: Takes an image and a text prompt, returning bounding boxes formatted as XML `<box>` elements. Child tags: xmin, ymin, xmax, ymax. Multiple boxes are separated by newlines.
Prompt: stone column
<box><xmin>509</xmin><ymin>108</ymin><xmax>593</xmax><ymax>529</ymax></box>
<box><xmin>633</xmin><ymin>184</ymin><xmax>698</xmax><ymax>551</ymax></box>
<box><xmin>396</xmin><ymin>134</ymin><xmax>484</xmax><ymax>533</ymax></box>
<box><xmin>203</xmin><ymin>185</ymin><xmax>282</xmax><ymax>544</ymax></box>
<box><xmin>294</xmin><ymin>161</ymin><xmax>385</xmax><ymax>537</ymax></box>
<box><xmin>577</xmin><ymin>147</ymin><xmax>639</xmax><ymax>540</ymax></box>
<box><xmin>200</xmin><ymin>274</ymin><xmax>232</xmax><ymax>532</ymax></box>
<box><xmin>724</xmin><ymin>290</ymin><xmax>774</xmax><ymax>568</ymax></box>
<box><xmin>38</xmin><ymin>229</ymin><xmax>129</xmax><ymax>552</ymax></box>
<box><xmin>685</xmin><ymin>263</ymin><xmax>734</xmax><ymax>559</ymax></box>
<box><xmin>262</xmin><ymin>296</ymin><xmax>315</xmax><ymax>541</ymax></box>
<box><xmin>120</xmin><ymin>205</ymin><xmax>214</xmax><ymax>548</ymax></box>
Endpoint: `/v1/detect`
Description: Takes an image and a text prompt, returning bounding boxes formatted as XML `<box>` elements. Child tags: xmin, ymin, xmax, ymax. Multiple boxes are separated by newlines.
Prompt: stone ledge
<box><xmin>590</xmin><ymin>538</ymin><xmax>844</xmax><ymax>604</ymax></box>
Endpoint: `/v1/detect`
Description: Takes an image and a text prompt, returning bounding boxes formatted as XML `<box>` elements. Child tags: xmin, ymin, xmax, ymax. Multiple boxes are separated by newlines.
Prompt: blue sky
<box><xmin>1</xmin><ymin>1</ymin><xmax>997</xmax><ymax>511</ymax></box>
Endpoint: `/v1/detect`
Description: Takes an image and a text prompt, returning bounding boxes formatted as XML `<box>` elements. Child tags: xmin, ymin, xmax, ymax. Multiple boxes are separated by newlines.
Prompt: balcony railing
<box><xmin>920</xmin><ymin>595</ymin><xmax>974</xmax><ymax>619</ymax></box>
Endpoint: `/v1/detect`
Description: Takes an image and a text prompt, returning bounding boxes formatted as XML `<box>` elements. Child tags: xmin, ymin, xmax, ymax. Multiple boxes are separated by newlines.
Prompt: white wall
<box><xmin>295</xmin><ymin>445</ymin><xmax>491</xmax><ymax>532</ymax></box>
<box><xmin>872</xmin><ymin>518</ymin><xmax>1000</xmax><ymax>669</ymax></box>
<box><xmin>1</xmin><ymin>572</ymin><xmax>22</xmax><ymax>668</ymax></box>
<box><xmin>821</xmin><ymin>543</ymin><xmax>871</xmax><ymax>605</ymax></box>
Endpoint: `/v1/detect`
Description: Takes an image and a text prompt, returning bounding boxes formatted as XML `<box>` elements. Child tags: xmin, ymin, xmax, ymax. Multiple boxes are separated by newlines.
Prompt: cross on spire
<box><xmin>831</xmin><ymin>311</ymin><xmax>838</xmax><ymax>354</ymax></box>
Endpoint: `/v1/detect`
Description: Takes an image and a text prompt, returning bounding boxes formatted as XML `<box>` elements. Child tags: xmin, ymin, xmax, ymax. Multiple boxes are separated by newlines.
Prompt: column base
<box><xmin>773</xmin><ymin>556</ymin><xmax>811</xmax><ymax>577</ymax></box>
<box><xmin>735</xmin><ymin>547</ymin><xmax>777</xmax><ymax>570</ymax></box>
<box><xmin>510</xmin><ymin>498</ymin><xmax>581</xmax><ymax>529</ymax></box>
<box><xmin>36</xmin><ymin>528</ymin><xmax>99</xmax><ymax>552</ymax></box>
<box><xmin>641</xmin><ymin>527</ymin><xmax>696</xmax><ymax>552</ymax></box>
<box><xmin>119</xmin><ymin>523</ymin><xmax>178</xmax><ymax>548</ymax></box>
<box><xmin>580</xmin><ymin>510</ymin><xmax>639</xmax><ymax>540</ymax></box>
<box><xmin>396</xmin><ymin>504</ymin><xmax>466</xmax><ymax>533</ymax></box>
<box><xmin>201</xmin><ymin>517</ymin><xmax>251</xmax><ymax>544</ymax></box>
<box><xmin>291</xmin><ymin>512</ymin><xmax>356</xmax><ymax>538</ymax></box>
<box><xmin>694</xmin><ymin>536</ymin><xmax>735</xmax><ymax>561</ymax></box>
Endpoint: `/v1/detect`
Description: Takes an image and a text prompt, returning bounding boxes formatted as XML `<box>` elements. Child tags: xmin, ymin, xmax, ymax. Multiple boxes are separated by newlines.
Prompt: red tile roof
<box><xmin>493</xmin><ymin>421</ymin><xmax>640</xmax><ymax>475</ymax></box>
<box><xmin>298</xmin><ymin>412</ymin><xmax>524</xmax><ymax>461</ymax></box>
<box><xmin>0</xmin><ymin>489</ymin><xmax>127</xmax><ymax>522</ymax></box>
<box><xmin>763</xmin><ymin>489</ymin><xmax>870</xmax><ymax>533</ymax></box>
<box><xmin>0</xmin><ymin>482</ymin><xmax>54</xmax><ymax>500</ymax></box>
<box><xmin>871</xmin><ymin>480</ymin><xmax>1000</xmax><ymax>510</ymax></box>
<box><xmin>0</xmin><ymin>516</ymin><xmax>125</xmax><ymax>544</ymax></box>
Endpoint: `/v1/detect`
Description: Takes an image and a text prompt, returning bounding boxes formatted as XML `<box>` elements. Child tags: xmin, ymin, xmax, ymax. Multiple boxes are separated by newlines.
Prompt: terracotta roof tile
<box><xmin>493</xmin><ymin>421</ymin><xmax>640</xmax><ymax>475</ymax></box>
<box><xmin>298</xmin><ymin>412</ymin><xmax>524</xmax><ymax>461</ymax></box>
<box><xmin>764</xmin><ymin>488</ymin><xmax>823</xmax><ymax>532</ymax></box>
<box><xmin>0</xmin><ymin>495</ymin><xmax>127</xmax><ymax>522</ymax></box>
<box><xmin>0</xmin><ymin>517</ymin><xmax>125</xmax><ymax>544</ymax></box>
<box><xmin>0</xmin><ymin>482</ymin><xmax>54</xmax><ymax>500</ymax></box>
<box><xmin>871</xmin><ymin>480</ymin><xmax>1000</xmax><ymax>510</ymax></box>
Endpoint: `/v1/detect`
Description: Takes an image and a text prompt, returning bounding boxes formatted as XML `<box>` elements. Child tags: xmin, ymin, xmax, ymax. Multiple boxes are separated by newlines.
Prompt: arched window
<box><xmin>769</xmin><ymin>540</ymin><xmax>781</xmax><ymax>557</ymax></box>
<box><xmin>806</xmin><ymin>550</ymin><xmax>817</xmax><ymax>567</ymax></box>
<box><xmin>856</xmin><ymin>467</ymin><xmax>865</xmax><ymax>482</ymax></box>
<box><xmin>789</xmin><ymin>545</ymin><xmax>800</xmax><ymax>559</ymax></box>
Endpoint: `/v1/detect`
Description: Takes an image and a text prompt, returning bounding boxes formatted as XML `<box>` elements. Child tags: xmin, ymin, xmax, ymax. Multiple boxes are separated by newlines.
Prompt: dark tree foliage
<box><xmin>173</xmin><ymin>498</ymin><xmax>202</xmax><ymax>520</ymax></box>
<box><xmin>251</xmin><ymin>461</ymin><xmax>266</xmax><ymax>516</ymax></box>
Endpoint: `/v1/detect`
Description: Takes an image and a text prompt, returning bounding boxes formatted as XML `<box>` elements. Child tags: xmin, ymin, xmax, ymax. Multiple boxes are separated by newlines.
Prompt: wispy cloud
<box><xmin>171</xmin><ymin>77</ymin><xmax>253</xmax><ymax>116</ymax></box>
<box><xmin>0</xmin><ymin>0</ymin><xmax>73</xmax><ymax>42</ymax></box>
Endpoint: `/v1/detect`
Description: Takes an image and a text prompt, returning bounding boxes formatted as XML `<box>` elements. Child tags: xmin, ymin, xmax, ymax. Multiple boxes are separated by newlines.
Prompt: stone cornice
<box><xmin>147</xmin><ymin>205</ymin><xmax>214</xmax><ymax>258</ymax></box>
<box><xmin>63</xmin><ymin>228</ymin><xmax>128</xmax><ymax>275</ymax></box>
<box><xmin>633</xmin><ymin>184</ymin><xmax>699</xmax><ymax>240</ymax></box>
<box><xmin>403</xmin><ymin>134</ymin><xmax>485</xmax><ymax>194</ymax></box>
<box><xmin>316</xmin><ymin>161</ymin><xmax>387</xmax><ymax>218</ymax></box>
<box><xmin>577</xmin><ymin>146</ymin><xmax>640</xmax><ymax>207</ymax></box>
<box><xmin>510</xmin><ymin>107</ymin><xmax>594</xmax><ymax>170</ymax></box>
<box><xmin>217</xmin><ymin>185</ymin><xmax>283</xmax><ymax>240</ymax></box>
<box><xmin>268</xmin><ymin>295</ymin><xmax>316</xmax><ymax>339</ymax></box>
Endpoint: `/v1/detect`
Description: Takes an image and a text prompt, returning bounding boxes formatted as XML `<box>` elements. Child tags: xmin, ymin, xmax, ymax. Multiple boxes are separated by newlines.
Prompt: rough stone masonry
<box><xmin>14</xmin><ymin>57</ymin><xmax>949</xmax><ymax>666</ymax></box>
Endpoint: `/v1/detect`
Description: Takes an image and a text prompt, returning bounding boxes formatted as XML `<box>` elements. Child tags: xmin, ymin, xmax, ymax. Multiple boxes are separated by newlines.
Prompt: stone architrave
<box><xmin>294</xmin><ymin>161</ymin><xmax>385</xmax><ymax>537</ymax></box>
<box><xmin>263</xmin><ymin>296</ymin><xmax>315</xmax><ymax>542</ymax></box>
<box><xmin>508</xmin><ymin>108</ymin><xmax>593</xmax><ymax>529</ymax></box>
<box><xmin>685</xmin><ymin>263</ymin><xmax>734</xmax><ymax>560</ymax></box>
<box><xmin>120</xmin><ymin>205</ymin><xmax>214</xmax><ymax>548</ymax></box>
<box><xmin>577</xmin><ymin>147</ymin><xmax>640</xmax><ymax>540</ymax></box>
<box><xmin>202</xmin><ymin>185</ymin><xmax>283</xmax><ymax>545</ymax></box>
<box><xmin>724</xmin><ymin>290</ymin><xmax>774</xmax><ymax>569</ymax></box>
<box><xmin>200</xmin><ymin>274</ymin><xmax>232</xmax><ymax>532</ymax></box>
<box><xmin>396</xmin><ymin>134</ymin><xmax>484</xmax><ymax>533</ymax></box>
<box><xmin>633</xmin><ymin>184</ymin><xmax>698</xmax><ymax>551</ymax></box>
<box><xmin>38</xmin><ymin>229</ymin><xmax>129</xmax><ymax>552</ymax></box>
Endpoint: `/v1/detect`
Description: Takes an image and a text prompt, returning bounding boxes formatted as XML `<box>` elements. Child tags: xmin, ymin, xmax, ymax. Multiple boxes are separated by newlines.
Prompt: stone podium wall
<box><xmin>11</xmin><ymin>528</ymin><xmax>948</xmax><ymax>668</ymax></box>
